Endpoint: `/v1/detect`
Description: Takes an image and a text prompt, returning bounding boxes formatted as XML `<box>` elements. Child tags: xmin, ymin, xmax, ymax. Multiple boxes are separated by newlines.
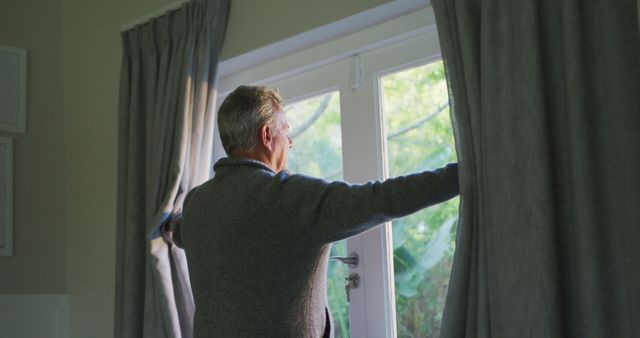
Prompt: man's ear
<box><xmin>259</xmin><ymin>124</ymin><xmax>273</xmax><ymax>151</ymax></box>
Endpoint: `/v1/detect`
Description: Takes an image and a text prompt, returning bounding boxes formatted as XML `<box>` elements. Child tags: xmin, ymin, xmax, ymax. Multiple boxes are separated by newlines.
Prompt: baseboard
<box><xmin>0</xmin><ymin>294</ymin><xmax>69</xmax><ymax>338</ymax></box>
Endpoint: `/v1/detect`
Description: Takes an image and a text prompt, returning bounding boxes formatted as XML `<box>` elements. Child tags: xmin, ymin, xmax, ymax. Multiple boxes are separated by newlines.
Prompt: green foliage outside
<box><xmin>384</xmin><ymin>61</ymin><xmax>458</xmax><ymax>338</ymax></box>
<box><xmin>286</xmin><ymin>60</ymin><xmax>458</xmax><ymax>338</ymax></box>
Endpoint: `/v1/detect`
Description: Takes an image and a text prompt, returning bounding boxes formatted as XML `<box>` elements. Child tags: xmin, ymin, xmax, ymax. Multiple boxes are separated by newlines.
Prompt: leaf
<box><xmin>394</xmin><ymin>246</ymin><xmax>425</xmax><ymax>298</ymax></box>
<box><xmin>396</xmin><ymin>279</ymin><xmax>419</xmax><ymax>298</ymax></box>
<box><xmin>393</xmin><ymin>246</ymin><xmax>418</xmax><ymax>275</ymax></box>
<box><xmin>420</xmin><ymin>217</ymin><xmax>457</xmax><ymax>271</ymax></box>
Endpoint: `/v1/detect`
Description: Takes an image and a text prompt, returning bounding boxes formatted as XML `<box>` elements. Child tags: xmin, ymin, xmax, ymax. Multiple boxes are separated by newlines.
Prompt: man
<box><xmin>178</xmin><ymin>85</ymin><xmax>459</xmax><ymax>338</ymax></box>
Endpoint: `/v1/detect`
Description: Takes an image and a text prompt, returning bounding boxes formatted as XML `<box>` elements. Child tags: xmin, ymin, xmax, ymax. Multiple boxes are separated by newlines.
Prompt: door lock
<box><xmin>345</xmin><ymin>273</ymin><xmax>360</xmax><ymax>302</ymax></box>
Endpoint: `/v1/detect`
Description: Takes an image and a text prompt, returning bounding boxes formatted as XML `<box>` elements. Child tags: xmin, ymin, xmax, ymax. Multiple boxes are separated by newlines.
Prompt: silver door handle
<box><xmin>329</xmin><ymin>252</ymin><xmax>359</xmax><ymax>268</ymax></box>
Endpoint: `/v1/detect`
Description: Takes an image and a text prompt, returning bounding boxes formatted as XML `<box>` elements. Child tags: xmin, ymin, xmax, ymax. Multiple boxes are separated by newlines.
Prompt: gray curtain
<box><xmin>115</xmin><ymin>1</ymin><xmax>229</xmax><ymax>337</ymax></box>
<box><xmin>432</xmin><ymin>1</ymin><xmax>640</xmax><ymax>337</ymax></box>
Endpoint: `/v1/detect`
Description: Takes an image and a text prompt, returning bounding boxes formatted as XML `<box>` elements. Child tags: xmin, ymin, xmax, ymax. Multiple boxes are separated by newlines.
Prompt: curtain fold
<box><xmin>115</xmin><ymin>1</ymin><xmax>229</xmax><ymax>337</ymax></box>
<box><xmin>433</xmin><ymin>0</ymin><xmax>640</xmax><ymax>337</ymax></box>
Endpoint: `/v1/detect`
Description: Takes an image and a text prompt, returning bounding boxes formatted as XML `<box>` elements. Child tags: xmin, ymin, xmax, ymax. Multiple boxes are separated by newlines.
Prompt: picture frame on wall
<box><xmin>0</xmin><ymin>137</ymin><xmax>12</xmax><ymax>256</ymax></box>
<box><xmin>0</xmin><ymin>44</ymin><xmax>27</xmax><ymax>133</ymax></box>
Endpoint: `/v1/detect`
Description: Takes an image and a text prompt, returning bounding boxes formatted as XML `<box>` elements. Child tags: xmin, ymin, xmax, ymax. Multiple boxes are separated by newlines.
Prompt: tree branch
<box><xmin>387</xmin><ymin>103</ymin><xmax>448</xmax><ymax>140</ymax></box>
<box><xmin>290</xmin><ymin>94</ymin><xmax>332</xmax><ymax>139</ymax></box>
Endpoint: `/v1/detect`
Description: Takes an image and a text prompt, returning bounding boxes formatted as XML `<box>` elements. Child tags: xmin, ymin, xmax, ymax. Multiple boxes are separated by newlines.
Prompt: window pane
<box><xmin>285</xmin><ymin>91</ymin><xmax>350</xmax><ymax>338</ymax></box>
<box><xmin>381</xmin><ymin>61</ymin><xmax>459</xmax><ymax>338</ymax></box>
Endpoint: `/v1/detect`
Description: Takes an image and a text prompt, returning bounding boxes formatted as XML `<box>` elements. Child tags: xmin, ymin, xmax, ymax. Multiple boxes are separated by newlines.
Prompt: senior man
<box><xmin>177</xmin><ymin>85</ymin><xmax>459</xmax><ymax>338</ymax></box>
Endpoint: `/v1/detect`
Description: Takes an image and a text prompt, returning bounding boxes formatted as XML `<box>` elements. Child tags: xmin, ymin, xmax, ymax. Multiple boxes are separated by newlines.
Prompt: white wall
<box><xmin>0</xmin><ymin>0</ymin><xmax>66</xmax><ymax>293</ymax></box>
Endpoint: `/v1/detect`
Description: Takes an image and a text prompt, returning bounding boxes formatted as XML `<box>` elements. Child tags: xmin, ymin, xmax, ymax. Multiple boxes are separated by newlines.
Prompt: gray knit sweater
<box><xmin>178</xmin><ymin>157</ymin><xmax>459</xmax><ymax>338</ymax></box>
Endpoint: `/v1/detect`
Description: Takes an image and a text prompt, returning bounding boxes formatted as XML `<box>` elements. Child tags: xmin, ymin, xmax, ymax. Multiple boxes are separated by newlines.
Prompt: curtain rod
<box><xmin>120</xmin><ymin>0</ymin><xmax>189</xmax><ymax>32</ymax></box>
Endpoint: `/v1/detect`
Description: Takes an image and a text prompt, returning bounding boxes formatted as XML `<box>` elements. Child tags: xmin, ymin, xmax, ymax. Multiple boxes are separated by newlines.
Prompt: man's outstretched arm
<box><xmin>278</xmin><ymin>163</ymin><xmax>459</xmax><ymax>244</ymax></box>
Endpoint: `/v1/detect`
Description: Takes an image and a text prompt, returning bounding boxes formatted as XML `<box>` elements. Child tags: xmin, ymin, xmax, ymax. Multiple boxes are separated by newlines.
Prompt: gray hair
<box><xmin>217</xmin><ymin>85</ymin><xmax>283</xmax><ymax>155</ymax></box>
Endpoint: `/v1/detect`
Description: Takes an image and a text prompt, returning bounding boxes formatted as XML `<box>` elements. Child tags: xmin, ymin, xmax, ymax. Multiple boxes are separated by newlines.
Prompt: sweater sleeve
<box><xmin>278</xmin><ymin>162</ymin><xmax>459</xmax><ymax>244</ymax></box>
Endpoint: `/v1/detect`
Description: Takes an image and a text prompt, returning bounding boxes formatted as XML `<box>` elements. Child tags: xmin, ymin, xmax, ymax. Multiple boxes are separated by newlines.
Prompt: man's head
<box><xmin>218</xmin><ymin>85</ymin><xmax>293</xmax><ymax>172</ymax></box>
